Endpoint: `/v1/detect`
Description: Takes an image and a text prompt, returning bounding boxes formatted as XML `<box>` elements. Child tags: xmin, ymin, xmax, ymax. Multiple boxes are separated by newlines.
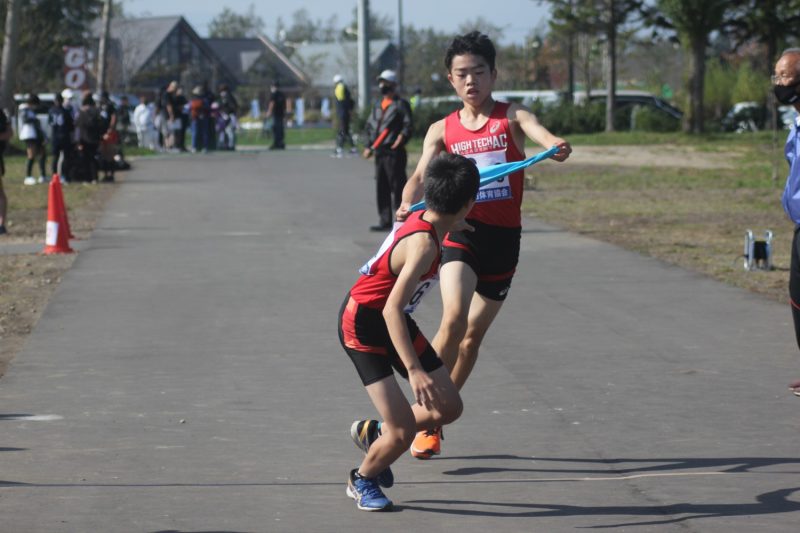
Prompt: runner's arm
<box><xmin>396</xmin><ymin>119</ymin><xmax>446</xmax><ymax>220</ymax></box>
<box><xmin>383</xmin><ymin>234</ymin><xmax>441</xmax><ymax>406</ymax></box>
<box><xmin>509</xmin><ymin>102</ymin><xmax>572</xmax><ymax>162</ymax></box>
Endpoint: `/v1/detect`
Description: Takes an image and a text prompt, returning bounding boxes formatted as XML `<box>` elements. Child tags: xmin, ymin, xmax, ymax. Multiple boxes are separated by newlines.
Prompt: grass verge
<box><xmin>523</xmin><ymin>133</ymin><xmax>791</xmax><ymax>303</ymax></box>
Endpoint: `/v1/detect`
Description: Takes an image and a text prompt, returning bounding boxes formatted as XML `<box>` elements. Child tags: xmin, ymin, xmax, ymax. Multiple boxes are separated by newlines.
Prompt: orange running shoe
<box><xmin>410</xmin><ymin>427</ymin><xmax>442</xmax><ymax>459</ymax></box>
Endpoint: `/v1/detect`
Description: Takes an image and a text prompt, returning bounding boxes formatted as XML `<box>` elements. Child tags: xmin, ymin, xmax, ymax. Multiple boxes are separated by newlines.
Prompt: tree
<box><xmin>0</xmin><ymin>0</ymin><xmax>22</xmax><ymax>111</ymax></box>
<box><xmin>0</xmin><ymin>0</ymin><xmax>103</xmax><ymax>92</ymax></box>
<box><xmin>340</xmin><ymin>6</ymin><xmax>394</xmax><ymax>41</ymax></box>
<box><xmin>656</xmin><ymin>0</ymin><xmax>729</xmax><ymax>133</ymax></box>
<box><xmin>548</xmin><ymin>0</ymin><xmax>647</xmax><ymax>130</ymax></box>
<box><xmin>275</xmin><ymin>9</ymin><xmax>341</xmax><ymax>46</ymax></box>
<box><xmin>724</xmin><ymin>0</ymin><xmax>800</xmax><ymax>131</ymax></box>
<box><xmin>704</xmin><ymin>58</ymin><xmax>735</xmax><ymax>120</ymax></box>
<box><xmin>599</xmin><ymin>0</ymin><xmax>647</xmax><ymax>131</ymax></box>
<box><xmin>208</xmin><ymin>4</ymin><xmax>264</xmax><ymax>38</ymax></box>
<box><xmin>403</xmin><ymin>27</ymin><xmax>456</xmax><ymax>95</ymax></box>
<box><xmin>731</xmin><ymin>61</ymin><xmax>768</xmax><ymax>104</ymax></box>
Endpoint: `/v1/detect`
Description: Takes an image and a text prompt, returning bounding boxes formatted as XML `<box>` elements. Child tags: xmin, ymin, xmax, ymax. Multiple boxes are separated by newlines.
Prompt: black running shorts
<box><xmin>441</xmin><ymin>219</ymin><xmax>521</xmax><ymax>301</ymax></box>
<box><xmin>338</xmin><ymin>293</ymin><xmax>443</xmax><ymax>386</ymax></box>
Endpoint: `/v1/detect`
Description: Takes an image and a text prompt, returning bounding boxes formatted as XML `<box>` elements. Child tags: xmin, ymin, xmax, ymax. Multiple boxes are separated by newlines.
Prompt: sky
<box><xmin>123</xmin><ymin>0</ymin><xmax>552</xmax><ymax>45</ymax></box>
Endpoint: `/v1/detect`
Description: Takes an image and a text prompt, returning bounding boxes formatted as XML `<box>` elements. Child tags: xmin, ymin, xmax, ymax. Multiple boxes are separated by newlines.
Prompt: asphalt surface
<box><xmin>1</xmin><ymin>149</ymin><xmax>799</xmax><ymax>532</ymax></box>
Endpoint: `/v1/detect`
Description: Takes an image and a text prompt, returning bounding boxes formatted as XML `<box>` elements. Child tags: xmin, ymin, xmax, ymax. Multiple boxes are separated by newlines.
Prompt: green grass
<box><xmin>567</xmin><ymin>130</ymin><xmax>781</xmax><ymax>148</ymax></box>
<box><xmin>522</xmin><ymin>137</ymin><xmax>792</xmax><ymax>302</ymax></box>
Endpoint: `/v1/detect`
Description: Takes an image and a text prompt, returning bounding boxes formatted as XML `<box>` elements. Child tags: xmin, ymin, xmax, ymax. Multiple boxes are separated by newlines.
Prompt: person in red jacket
<box><xmin>397</xmin><ymin>31</ymin><xmax>572</xmax><ymax>459</ymax></box>
<box><xmin>339</xmin><ymin>153</ymin><xmax>479</xmax><ymax>511</ymax></box>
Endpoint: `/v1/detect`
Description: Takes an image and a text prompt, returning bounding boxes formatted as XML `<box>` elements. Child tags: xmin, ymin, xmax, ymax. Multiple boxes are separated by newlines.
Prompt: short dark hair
<box><xmin>445</xmin><ymin>31</ymin><xmax>496</xmax><ymax>72</ymax></box>
<box><xmin>423</xmin><ymin>153</ymin><xmax>480</xmax><ymax>215</ymax></box>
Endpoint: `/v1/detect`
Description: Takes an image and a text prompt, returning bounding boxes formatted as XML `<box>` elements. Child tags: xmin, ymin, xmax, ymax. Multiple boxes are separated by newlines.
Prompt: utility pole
<box><xmin>0</xmin><ymin>0</ymin><xmax>22</xmax><ymax>113</ymax></box>
<box><xmin>97</xmin><ymin>0</ymin><xmax>113</xmax><ymax>92</ymax></box>
<box><xmin>396</xmin><ymin>0</ymin><xmax>404</xmax><ymax>89</ymax></box>
<box><xmin>357</xmin><ymin>0</ymin><xmax>371</xmax><ymax>110</ymax></box>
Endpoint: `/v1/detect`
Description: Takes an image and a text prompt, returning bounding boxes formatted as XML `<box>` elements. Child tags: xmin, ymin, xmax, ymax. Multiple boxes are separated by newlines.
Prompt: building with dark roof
<box><xmin>98</xmin><ymin>16</ymin><xmax>237</xmax><ymax>94</ymax></box>
<box><xmin>204</xmin><ymin>36</ymin><xmax>307</xmax><ymax>92</ymax></box>
<box><xmin>290</xmin><ymin>39</ymin><xmax>398</xmax><ymax>96</ymax></box>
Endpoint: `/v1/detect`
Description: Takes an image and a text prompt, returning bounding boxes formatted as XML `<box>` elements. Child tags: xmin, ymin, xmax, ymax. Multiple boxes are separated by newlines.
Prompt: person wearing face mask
<box><xmin>774</xmin><ymin>48</ymin><xmax>800</xmax><ymax>396</ymax></box>
<box><xmin>362</xmin><ymin>70</ymin><xmax>413</xmax><ymax>231</ymax></box>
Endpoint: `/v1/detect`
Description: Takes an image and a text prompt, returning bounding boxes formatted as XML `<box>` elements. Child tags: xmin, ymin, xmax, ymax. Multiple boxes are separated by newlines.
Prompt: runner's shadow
<box><xmin>402</xmin><ymin>486</ymin><xmax>800</xmax><ymax>528</ymax></box>
<box><xmin>439</xmin><ymin>455</ymin><xmax>800</xmax><ymax>476</ymax></box>
<box><xmin>0</xmin><ymin>414</ymin><xmax>34</xmax><ymax>420</ymax></box>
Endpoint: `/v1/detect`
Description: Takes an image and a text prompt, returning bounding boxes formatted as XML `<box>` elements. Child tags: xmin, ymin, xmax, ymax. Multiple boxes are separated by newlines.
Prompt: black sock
<box><xmin>26</xmin><ymin>159</ymin><xmax>33</xmax><ymax>176</ymax></box>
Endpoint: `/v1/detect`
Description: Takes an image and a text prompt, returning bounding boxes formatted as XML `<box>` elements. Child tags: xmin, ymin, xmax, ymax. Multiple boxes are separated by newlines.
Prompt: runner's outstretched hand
<box><xmin>551</xmin><ymin>139</ymin><xmax>572</xmax><ymax>162</ymax></box>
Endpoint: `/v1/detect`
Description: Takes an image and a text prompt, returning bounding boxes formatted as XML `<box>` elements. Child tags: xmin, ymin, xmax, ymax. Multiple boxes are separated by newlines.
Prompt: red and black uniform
<box><xmin>338</xmin><ymin>211</ymin><xmax>444</xmax><ymax>385</ymax></box>
<box><xmin>442</xmin><ymin>101</ymin><xmax>525</xmax><ymax>300</ymax></box>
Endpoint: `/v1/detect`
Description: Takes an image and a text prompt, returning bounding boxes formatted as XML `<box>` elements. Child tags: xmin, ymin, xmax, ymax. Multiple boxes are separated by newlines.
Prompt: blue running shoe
<box><xmin>346</xmin><ymin>469</ymin><xmax>393</xmax><ymax>511</ymax></box>
<box><xmin>350</xmin><ymin>420</ymin><xmax>394</xmax><ymax>488</ymax></box>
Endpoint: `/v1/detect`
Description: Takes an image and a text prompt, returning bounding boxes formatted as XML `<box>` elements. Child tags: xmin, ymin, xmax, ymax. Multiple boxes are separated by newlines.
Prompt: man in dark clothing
<box><xmin>98</xmin><ymin>91</ymin><xmax>118</xmax><ymax>182</ymax></box>
<box><xmin>362</xmin><ymin>69</ymin><xmax>413</xmax><ymax>231</ymax></box>
<box><xmin>174</xmin><ymin>87</ymin><xmax>189</xmax><ymax>151</ymax></box>
<box><xmin>266</xmin><ymin>82</ymin><xmax>286</xmax><ymax>150</ymax></box>
<box><xmin>49</xmin><ymin>93</ymin><xmax>75</xmax><ymax>182</ymax></box>
<box><xmin>74</xmin><ymin>92</ymin><xmax>103</xmax><ymax>182</ymax></box>
<box><xmin>333</xmin><ymin>74</ymin><xmax>356</xmax><ymax>156</ymax></box>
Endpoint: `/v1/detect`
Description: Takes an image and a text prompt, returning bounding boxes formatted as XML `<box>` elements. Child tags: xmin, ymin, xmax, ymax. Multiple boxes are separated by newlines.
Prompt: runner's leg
<box><xmin>450</xmin><ymin>292</ymin><xmax>504</xmax><ymax>390</ymax></box>
<box><xmin>432</xmin><ymin>261</ymin><xmax>477</xmax><ymax>374</ymax></box>
<box><xmin>359</xmin><ymin>366</ymin><xmax>461</xmax><ymax>478</ymax></box>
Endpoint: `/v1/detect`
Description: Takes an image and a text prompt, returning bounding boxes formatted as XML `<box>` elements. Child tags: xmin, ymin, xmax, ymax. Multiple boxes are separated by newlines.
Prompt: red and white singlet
<box><xmin>444</xmin><ymin>101</ymin><xmax>526</xmax><ymax>228</ymax></box>
<box><xmin>350</xmin><ymin>211</ymin><xmax>440</xmax><ymax>310</ymax></box>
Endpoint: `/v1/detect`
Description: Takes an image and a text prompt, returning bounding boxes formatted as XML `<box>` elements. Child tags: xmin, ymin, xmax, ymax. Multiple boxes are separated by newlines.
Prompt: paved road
<box><xmin>1</xmin><ymin>149</ymin><xmax>799</xmax><ymax>532</ymax></box>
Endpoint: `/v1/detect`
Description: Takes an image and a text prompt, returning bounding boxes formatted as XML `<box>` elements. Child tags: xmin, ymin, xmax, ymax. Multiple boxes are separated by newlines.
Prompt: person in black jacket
<box><xmin>49</xmin><ymin>93</ymin><xmax>75</xmax><ymax>182</ymax></box>
<box><xmin>74</xmin><ymin>92</ymin><xmax>103</xmax><ymax>182</ymax></box>
<box><xmin>362</xmin><ymin>70</ymin><xmax>413</xmax><ymax>231</ymax></box>
<box><xmin>0</xmin><ymin>107</ymin><xmax>12</xmax><ymax>234</ymax></box>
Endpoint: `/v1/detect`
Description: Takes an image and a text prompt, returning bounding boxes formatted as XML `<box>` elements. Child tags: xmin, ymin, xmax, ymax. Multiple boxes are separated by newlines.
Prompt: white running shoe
<box><xmin>23</xmin><ymin>176</ymin><xmax>36</xmax><ymax>185</ymax></box>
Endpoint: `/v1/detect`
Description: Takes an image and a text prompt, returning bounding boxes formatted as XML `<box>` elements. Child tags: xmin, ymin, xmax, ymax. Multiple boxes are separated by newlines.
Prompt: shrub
<box><xmin>631</xmin><ymin>105</ymin><xmax>681</xmax><ymax>132</ymax></box>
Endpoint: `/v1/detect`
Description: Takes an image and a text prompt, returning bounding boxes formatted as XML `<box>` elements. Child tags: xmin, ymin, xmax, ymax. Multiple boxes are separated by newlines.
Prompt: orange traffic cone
<box><xmin>43</xmin><ymin>176</ymin><xmax>73</xmax><ymax>254</ymax></box>
<box><xmin>51</xmin><ymin>174</ymin><xmax>74</xmax><ymax>239</ymax></box>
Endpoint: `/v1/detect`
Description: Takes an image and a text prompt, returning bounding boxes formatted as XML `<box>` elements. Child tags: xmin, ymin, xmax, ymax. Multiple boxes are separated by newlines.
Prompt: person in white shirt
<box><xmin>133</xmin><ymin>96</ymin><xmax>158</xmax><ymax>150</ymax></box>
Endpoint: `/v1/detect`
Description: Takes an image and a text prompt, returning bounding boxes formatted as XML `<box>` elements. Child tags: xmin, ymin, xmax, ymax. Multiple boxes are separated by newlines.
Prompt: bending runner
<box><xmin>339</xmin><ymin>153</ymin><xmax>479</xmax><ymax>511</ymax></box>
<box><xmin>396</xmin><ymin>31</ymin><xmax>572</xmax><ymax>459</ymax></box>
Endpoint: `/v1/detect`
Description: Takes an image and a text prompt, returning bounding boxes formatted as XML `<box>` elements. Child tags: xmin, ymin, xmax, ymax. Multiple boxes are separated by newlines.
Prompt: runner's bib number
<box><xmin>403</xmin><ymin>275</ymin><xmax>439</xmax><ymax>313</ymax></box>
<box><xmin>471</xmin><ymin>150</ymin><xmax>511</xmax><ymax>203</ymax></box>
<box><xmin>359</xmin><ymin>222</ymin><xmax>438</xmax><ymax>314</ymax></box>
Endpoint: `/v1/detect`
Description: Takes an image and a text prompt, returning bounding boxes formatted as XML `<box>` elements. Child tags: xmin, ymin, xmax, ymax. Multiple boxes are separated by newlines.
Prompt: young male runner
<box><xmin>396</xmin><ymin>31</ymin><xmax>572</xmax><ymax>458</ymax></box>
<box><xmin>338</xmin><ymin>153</ymin><xmax>479</xmax><ymax>511</ymax></box>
